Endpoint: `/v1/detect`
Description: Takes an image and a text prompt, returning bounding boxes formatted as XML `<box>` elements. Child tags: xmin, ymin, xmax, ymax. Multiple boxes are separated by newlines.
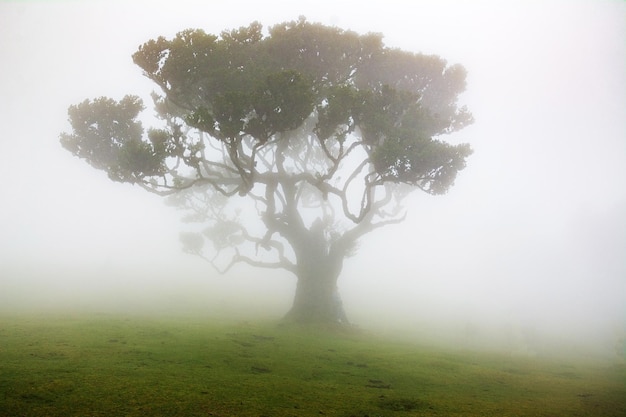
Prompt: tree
<box><xmin>60</xmin><ymin>18</ymin><xmax>473</xmax><ymax>323</ymax></box>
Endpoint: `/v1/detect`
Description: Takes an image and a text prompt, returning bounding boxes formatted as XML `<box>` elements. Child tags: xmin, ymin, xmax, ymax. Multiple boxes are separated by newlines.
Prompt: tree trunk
<box><xmin>284</xmin><ymin>221</ymin><xmax>348</xmax><ymax>323</ymax></box>
<box><xmin>286</xmin><ymin>262</ymin><xmax>341</xmax><ymax>323</ymax></box>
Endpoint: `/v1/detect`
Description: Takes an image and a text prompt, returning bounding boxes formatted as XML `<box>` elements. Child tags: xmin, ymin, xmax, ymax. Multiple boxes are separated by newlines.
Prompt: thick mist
<box><xmin>0</xmin><ymin>1</ymin><xmax>624</xmax><ymax>362</ymax></box>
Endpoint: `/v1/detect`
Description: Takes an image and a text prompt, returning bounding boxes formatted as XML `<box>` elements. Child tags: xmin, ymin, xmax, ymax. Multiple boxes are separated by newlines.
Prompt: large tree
<box><xmin>60</xmin><ymin>18</ymin><xmax>473</xmax><ymax>323</ymax></box>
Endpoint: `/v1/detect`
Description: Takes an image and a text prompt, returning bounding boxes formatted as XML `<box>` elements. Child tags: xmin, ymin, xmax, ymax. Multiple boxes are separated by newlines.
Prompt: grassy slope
<box><xmin>0</xmin><ymin>314</ymin><xmax>624</xmax><ymax>417</ymax></box>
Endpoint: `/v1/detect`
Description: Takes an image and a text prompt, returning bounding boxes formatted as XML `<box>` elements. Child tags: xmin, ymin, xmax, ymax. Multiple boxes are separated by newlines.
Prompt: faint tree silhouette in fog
<box><xmin>60</xmin><ymin>18</ymin><xmax>473</xmax><ymax>323</ymax></box>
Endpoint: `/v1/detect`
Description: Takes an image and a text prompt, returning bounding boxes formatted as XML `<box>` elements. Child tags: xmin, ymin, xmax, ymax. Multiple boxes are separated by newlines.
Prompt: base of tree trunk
<box><xmin>283</xmin><ymin>300</ymin><xmax>351</xmax><ymax>326</ymax></box>
<box><xmin>279</xmin><ymin>313</ymin><xmax>359</xmax><ymax>333</ymax></box>
<box><xmin>283</xmin><ymin>306</ymin><xmax>336</xmax><ymax>324</ymax></box>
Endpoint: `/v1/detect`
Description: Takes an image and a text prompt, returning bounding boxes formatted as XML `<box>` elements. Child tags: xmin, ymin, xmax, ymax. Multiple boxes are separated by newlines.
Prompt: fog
<box><xmin>1</xmin><ymin>1</ymin><xmax>624</xmax><ymax>360</ymax></box>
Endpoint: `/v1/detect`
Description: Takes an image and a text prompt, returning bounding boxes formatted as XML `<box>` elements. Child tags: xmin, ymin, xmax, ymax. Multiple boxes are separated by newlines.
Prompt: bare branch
<box><xmin>230</xmin><ymin>251</ymin><xmax>296</xmax><ymax>274</ymax></box>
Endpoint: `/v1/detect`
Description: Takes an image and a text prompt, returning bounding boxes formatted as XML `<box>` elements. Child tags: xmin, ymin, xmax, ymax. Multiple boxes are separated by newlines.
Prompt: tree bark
<box><xmin>284</xmin><ymin>220</ymin><xmax>347</xmax><ymax>323</ymax></box>
<box><xmin>286</xmin><ymin>260</ymin><xmax>343</xmax><ymax>323</ymax></box>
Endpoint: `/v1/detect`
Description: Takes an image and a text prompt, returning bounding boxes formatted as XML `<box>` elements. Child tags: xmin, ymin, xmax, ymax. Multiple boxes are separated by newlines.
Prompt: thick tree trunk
<box><xmin>284</xmin><ymin>221</ymin><xmax>348</xmax><ymax>323</ymax></box>
<box><xmin>286</xmin><ymin>264</ymin><xmax>341</xmax><ymax>323</ymax></box>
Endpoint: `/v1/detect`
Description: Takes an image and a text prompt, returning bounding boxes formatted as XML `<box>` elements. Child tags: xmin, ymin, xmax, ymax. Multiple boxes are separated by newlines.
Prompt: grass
<box><xmin>0</xmin><ymin>313</ymin><xmax>624</xmax><ymax>417</ymax></box>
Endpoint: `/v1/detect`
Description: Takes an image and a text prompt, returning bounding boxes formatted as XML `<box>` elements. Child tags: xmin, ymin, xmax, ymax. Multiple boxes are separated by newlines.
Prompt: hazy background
<box><xmin>1</xmin><ymin>0</ymin><xmax>624</xmax><ymax>358</ymax></box>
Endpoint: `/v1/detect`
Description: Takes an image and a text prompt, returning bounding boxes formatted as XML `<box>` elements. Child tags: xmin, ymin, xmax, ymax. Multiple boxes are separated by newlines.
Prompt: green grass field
<box><xmin>0</xmin><ymin>313</ymin><xmax>624</xmax><ymax>417</ymax></box>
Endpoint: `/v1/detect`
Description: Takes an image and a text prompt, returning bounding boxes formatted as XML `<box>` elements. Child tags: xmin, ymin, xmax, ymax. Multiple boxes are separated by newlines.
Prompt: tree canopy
<box><xmin>60</xmin><ymin>18</ymin><xmax>473</xmax><ymax>322</ymax></box>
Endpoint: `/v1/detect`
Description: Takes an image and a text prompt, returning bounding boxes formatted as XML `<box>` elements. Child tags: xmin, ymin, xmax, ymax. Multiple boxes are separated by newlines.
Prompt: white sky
<box><xmin>1</xmin><ymin>0</ymin><xmax>624</xmax><ymax>348</ymax></box>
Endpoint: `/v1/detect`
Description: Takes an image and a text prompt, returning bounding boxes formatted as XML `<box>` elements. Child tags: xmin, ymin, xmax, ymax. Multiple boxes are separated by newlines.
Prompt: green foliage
<box><xmin>62</xmin><ymin>18</ymin><xmax>473</xmax><ymax>192</ymax></box>
<box><xmin>220</xmin><ymin>21</ymin><xmax>264</xmax><ymax>45</ymax></box>
<box><xmin>60</xmin><ymin>96</ymin><xmax>165</xmax><ymax>183</ymax></box>
<box><xmin>315</xmin><ymin>85</ymin><xmax>362</xmax><ymax>141</ymax></box>
<box><xmin>249</xmin><ymin>70</ymin><xmax>315</xmax><ymax>139</ymax></box>
<box><xmin>1</xmin><ymin>314</ymin><xmax>625</xmax><ymax>417</ymax></box>
<box><xmin>372</xmin><ymin>135</ymin><xmax>472</xmax><ymax>193</ymax></box>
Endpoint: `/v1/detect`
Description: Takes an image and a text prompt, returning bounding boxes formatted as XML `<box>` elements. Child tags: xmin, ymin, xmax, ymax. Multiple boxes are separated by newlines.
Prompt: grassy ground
<box><xmin>0</xmin><ymin>313</ymin><xmax>624</xmax><ymax>417</ymax></box>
